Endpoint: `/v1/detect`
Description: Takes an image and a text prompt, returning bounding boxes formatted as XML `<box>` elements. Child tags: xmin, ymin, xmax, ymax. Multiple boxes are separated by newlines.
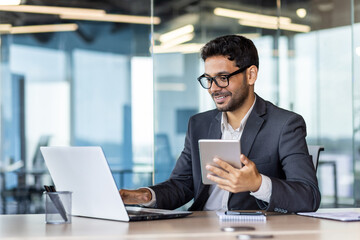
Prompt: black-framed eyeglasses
<box><xmin>197</xmin><ymin>65</ymin><xmax>252</xmax><ymax>89</ymax></box>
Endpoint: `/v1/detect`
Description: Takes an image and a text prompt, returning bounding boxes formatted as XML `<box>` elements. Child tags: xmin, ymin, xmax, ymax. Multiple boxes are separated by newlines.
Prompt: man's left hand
<box><xmin>206</xmin><ymin>154</ymin><xmax>262</xmax><ymax>193</ymax></box>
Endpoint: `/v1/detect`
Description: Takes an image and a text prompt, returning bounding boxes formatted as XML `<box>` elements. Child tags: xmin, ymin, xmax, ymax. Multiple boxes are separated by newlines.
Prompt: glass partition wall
<box><xmin>153</xmin><ymin>0</ymin><xmax>360</xmax><ymax>208</ymax></box>
<box><xmin>0</xmin><ymin>0</ymin><xmax>360</xmax><ymax>214</ymax></box>
<box><xmin>354</xmin><ymin>0</ymin><xmax>360</xmax><ymax>207</ymax></box>
<box><xmin>0</xmin><ymin>1</ymin><xmax>154</xmax><ymax>214</ymax></box>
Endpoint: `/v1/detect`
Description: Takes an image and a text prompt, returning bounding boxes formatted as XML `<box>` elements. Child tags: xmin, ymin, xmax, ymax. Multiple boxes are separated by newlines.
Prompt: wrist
<box><xmin>140</xmin><ymin>187</ymin><xmax>156</xmax><ymax>207</ymax></box>
<box><xmin>139</xmin><ymin>188</ymin><xmax>152</xmax><ymax>203</ymax></box>
<box><xmin>251</xmin><ymin>174</ymin><xmax>262</xmax><ymax>192</ymax></box>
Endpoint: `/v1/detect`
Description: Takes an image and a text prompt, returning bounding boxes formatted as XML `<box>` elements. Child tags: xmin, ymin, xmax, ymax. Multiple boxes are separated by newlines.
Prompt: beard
<box><xmin>212</xmin><ymin>76</ymin><xmax>249</xmax><ymax>112</ymax></box>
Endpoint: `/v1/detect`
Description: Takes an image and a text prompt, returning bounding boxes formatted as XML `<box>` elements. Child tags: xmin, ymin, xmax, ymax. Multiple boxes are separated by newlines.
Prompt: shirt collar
<box><xmin>221</xmin><ymin>95</ymin><xmax>257</xmax><ymax>134</ymax></box>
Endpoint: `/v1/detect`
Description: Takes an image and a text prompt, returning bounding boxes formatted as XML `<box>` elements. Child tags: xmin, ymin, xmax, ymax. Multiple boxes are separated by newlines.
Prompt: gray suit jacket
<box><xmin>150</xmin><ymin>95</ymin><xmax>321</xmax><ymax>213</ymax></box>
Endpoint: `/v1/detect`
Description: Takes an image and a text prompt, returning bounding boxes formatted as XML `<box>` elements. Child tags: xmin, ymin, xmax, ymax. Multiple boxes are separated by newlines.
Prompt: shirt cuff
<box><xmin>139</xmin><ymin>187</ymin><xmax>157</xmax><ymax>207</ymax></box>
<box><xmin>249</xmin><ymin>174</ymin><xmax>272</xmax><ymax>203</ymax></box>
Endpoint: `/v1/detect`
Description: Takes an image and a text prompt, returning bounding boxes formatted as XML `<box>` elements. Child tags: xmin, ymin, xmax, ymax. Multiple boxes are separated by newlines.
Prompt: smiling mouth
<box><xmin>215</xmin><ymin>95</ymin><xmax>227</xmax><ymax>100</ymax></box>
<box><xmin>212</xmin><ymin>92</ymin><xmax>231</xmax><ymax>103</ymax></box>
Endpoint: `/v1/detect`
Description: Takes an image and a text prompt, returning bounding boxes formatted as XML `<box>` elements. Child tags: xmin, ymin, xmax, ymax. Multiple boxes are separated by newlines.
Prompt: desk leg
<box><xmin>333</xmin><ymin>163</ymin><xmax>338</xmax><ymax>207</ymax></box>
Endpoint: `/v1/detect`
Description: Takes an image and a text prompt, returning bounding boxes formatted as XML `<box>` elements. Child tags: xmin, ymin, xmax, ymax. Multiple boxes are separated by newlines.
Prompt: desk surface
<box><xmin>1</xmin><ymin>209</ymin><xmax>359</xmax><ymax>240</ymax></box>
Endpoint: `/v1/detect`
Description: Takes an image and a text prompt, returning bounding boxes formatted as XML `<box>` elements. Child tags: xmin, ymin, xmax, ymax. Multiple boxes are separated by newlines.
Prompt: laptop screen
<box><xmin>41</xmin><ymin>146</ymin><xmax>130</xmax><ymax>221</ymax></box>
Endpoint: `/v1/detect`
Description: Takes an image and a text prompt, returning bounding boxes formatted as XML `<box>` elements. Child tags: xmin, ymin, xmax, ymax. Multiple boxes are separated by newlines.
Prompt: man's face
<box><xmin>204</xmin><ymin>55</ymin><xmax>250</xmax><ymax>112</ymax></box>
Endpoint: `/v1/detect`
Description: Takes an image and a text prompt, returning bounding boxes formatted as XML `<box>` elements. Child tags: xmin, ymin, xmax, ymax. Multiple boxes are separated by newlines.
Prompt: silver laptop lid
<box><xmin>41</xmin><ymin>146</ymin><xmax>130</xmax><ymax>221</ymax></box>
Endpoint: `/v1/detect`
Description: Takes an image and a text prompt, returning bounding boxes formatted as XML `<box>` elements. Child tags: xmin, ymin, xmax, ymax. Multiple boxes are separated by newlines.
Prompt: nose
<box><xmin>209</xmin><ymin>80</ymin><xmax>222</xmax><ymax>93</ymax></box>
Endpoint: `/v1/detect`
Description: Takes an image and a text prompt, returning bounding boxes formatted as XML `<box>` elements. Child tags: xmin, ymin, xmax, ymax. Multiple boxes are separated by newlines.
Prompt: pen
<box><xmin>225</xmin><ymin>211</ymin><xmax>264</xmax><ymax>215</ymax></box>
<box><xmin>44</xmin><ymin>185</ymin><xmax>68</xmax><ymax>222</ymax></box>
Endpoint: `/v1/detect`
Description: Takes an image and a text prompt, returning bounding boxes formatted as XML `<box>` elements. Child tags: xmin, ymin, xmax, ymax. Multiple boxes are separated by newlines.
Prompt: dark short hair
<box><xmin>200</xmin><ymin>35</ymin><xmax>259</xmax><ymax>69</ymax></box>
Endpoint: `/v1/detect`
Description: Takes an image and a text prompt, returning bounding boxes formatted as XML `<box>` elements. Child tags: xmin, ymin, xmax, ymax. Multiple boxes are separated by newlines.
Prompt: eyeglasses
<box><xmin>197</xmin><ymin>65</ymin><xmax>251</xmax><ymax>89</ymax></box>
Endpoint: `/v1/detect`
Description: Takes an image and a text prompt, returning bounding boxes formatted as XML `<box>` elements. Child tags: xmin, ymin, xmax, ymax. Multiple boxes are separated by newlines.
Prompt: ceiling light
<box><xmin>296</xmin><ymin>8</ymin><xmax>307</xmax><ymax>18</ymax></box>
<box><xmin>10</xmin><ymin>23</ymin><xmax>78</xmax><ymax>34</ymax></box>
<box><xmin>279</xmin><ymin>22</ymin><xmax>310</xmax><ymax>32</ymax></box>
<box><xmin>0</xmin><ymin>5</ymin><xmax>105</xmax><ymax>16</ymax></box>
<box><xmin>160</xmin><ymin>33</ymin><xmax>194</xmax><ymax>48</ymax></box>
<box><xmin>61</xmin><ymin>13</ymin><xmax>160</xmax><ymax>25</ymax></box>
<box><xmin>237</xmin><ymin>33</ymin><xmax>261</xmax><ymax>39</ymax></box>
<box><xmin>318</xmin><ymin>3</ymin><xmax>334</xmax><ymax>12</ymax></box>
<box><xmin>0</xmin><ymin>0</ymin><xmax>21</xmax><ymax>5</ymax></box>
<box><xmin>214</xmin><ymin>7</ymin><xmax>310</xmax><ymax>32</ymax></box>
<box><xmin>239</xmin><ymin>20</ymin><xmax>310</xmax><ymax>32</ymax></box>
<box><xmin>239</xmin><ymin>20</ymin><xmax>278</xmax><ymax>30</ymax></box>
<box><xmin>0</xmin><ymin>5</ymin><xmax>160</xmax><ymax>25</ymax></box>
<box><xmin>153</xmin><ymin>43</ymin><xmax>204</xmax><ymax>54</ymax></box>
<box><xmin>159</xmin><ymin>25</ymin><xmax>194</xmax><ymax>43</ymax></box>
<box><xmin>0</xmin><ymin>24</ymin><xmax>12</xmax><ymax>33</ymax></box>
<box><xmin>214</xmin><ymin>7</ymin><xmax>291</xmax><ymax>25</ymax></box>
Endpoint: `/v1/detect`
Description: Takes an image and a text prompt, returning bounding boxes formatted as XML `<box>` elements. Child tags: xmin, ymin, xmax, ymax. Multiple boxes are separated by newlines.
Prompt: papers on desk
<box><xmin>297</xmin><ymin>211</ymin><xmax>360</xmax><ymax>222</ymax></box>
<box><xmin>216</xmin><ymin>211</ymin><xmax>266</xmax><ymax>222</ymax></box>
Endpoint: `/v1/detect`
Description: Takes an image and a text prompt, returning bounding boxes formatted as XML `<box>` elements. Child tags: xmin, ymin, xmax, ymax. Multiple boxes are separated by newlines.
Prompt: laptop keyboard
<box><xmin>127</xmin><ymin>210</ymin><xmax>162</xmax><ymax>216</ymax></box>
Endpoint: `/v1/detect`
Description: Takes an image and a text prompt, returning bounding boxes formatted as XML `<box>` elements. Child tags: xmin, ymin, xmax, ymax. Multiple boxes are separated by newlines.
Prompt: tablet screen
<box><xmin>198</xmin><ymin>139</ymin><xmax>241</xmax><ymax>185</ymax></box>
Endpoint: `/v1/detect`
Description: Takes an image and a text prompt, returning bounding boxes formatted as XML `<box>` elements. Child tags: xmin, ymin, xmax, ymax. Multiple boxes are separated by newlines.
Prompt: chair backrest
<box><xmin>32</xmin><ymin>135</ymin><xmax>51</xmax><ymax>169</ymax></box>
<box><xmin>307</xmin><ymin>145</ymin><xmax>324</xmax><ymax>171</ymax></box>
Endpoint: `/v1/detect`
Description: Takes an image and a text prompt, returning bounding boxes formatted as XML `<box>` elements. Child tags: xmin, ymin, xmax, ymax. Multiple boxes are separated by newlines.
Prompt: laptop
<box><xmin>40</xmin><ymin>146</ymin><xmax>192</xmax><ymax>221</ymax></box>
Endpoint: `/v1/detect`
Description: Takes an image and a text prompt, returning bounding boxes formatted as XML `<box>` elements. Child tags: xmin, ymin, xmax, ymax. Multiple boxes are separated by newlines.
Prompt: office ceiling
<box><xmin>0</xmin><ymin>0</ymin><xmax>357</xmax><ymax>36</ymax></box>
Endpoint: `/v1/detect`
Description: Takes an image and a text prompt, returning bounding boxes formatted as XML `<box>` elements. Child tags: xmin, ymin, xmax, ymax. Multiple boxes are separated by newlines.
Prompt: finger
<box><xmin>213</xmin><ymin>157</ymin><xmax>236</xmax><ymax>173</ymax></box>
<box><xmin>240</xmin><ymin>154</ymin><xmax>253</xmax><ymax>167</ymax></box>
<box><xmin>207</xmin><ymin>173</ymin><xmax>230</xmax><ymax>185</ymax></box>
<box><xmin>119</xmin><ymin>189</ymin><xmax>137</xmax><ymax>204</ymax></box>
<box><xmin>206</xmin><ymin>164</ymin><xmax>229</xmax><ymax>178</ymax></box>
<box><xmin>119</xmin><ymin>189</ymin><xmax>129</xmax><ymax>198</ymax></box>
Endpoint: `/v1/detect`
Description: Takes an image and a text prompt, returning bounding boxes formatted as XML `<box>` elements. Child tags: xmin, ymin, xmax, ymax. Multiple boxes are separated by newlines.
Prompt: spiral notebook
<box><xmin>216</xmin><ymin>211</ymin><xmax>267</xmax><ymax>222</ymax></box>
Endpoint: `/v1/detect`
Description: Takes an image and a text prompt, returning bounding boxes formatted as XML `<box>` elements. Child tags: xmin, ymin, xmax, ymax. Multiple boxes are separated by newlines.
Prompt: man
<box><xmin>120</xmin><ymin>35</ymin><xmax>321</xmax><ymax>213</ymax></box>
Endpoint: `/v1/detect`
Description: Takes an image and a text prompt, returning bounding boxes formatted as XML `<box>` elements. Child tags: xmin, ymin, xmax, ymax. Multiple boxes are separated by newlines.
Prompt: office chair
<box><xmin>1</xmin><ymin>135</ymin><xmax>51</xmax><ymax>214</ymax></box>
<box><xmin>308</xmin><ymin>145</ymin><xmax>338</xmax><ymax>207</ymax></box>
<box><xmin>307</xmin><ymin>145</ymin><xmax>324</xmax><ymax>171</ymax></box>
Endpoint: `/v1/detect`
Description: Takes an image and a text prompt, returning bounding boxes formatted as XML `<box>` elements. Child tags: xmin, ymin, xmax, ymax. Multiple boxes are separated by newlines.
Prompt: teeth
<box><xmin>216</xmin><ymin>96</ymin><xmax>225</xmax><ymax>99</ymax></box>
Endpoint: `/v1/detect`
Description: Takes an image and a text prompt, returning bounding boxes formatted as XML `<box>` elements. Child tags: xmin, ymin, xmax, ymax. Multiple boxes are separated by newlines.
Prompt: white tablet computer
<box><xmin>198</xmin><ymin>139</ymin><xmax>241</xmax><ymax>185</ymax></box>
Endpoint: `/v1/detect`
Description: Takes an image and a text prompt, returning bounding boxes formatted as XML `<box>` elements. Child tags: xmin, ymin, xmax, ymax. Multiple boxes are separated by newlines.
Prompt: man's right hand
<box><xmin>119</xmin><ymin>188</ymin><xmax>152</xmax><ymax>205</ymax></box>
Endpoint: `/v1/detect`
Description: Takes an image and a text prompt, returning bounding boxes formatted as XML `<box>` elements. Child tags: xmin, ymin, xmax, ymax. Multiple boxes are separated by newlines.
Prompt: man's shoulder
<box><xmin>190</xmin><ymin>109</ymin><xmax>219</xmax><ymax>120</ymax></box>
<box><xmin>187</xmin><ymin>109</ymin><xmax>220</xmax><ymax>128</ymax></box>
<box><xmin>256</xmin><ymin>97</ymin><xmax>305</xmax><ymax>128</ymax></box>
<box><xmin>258</xmin><ymin>96</ymin><xmax>302</xmax><ymax>119</ymax></box>
<box><xmin>267</xmin><ymin>101</ymin><xmax>298</xmax><ymax>116</ymax></box>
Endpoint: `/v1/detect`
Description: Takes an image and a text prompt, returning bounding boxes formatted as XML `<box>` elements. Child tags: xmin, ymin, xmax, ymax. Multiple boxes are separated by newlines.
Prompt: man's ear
<box><xmin>247</xmin><ymin>65</ymin><xmax>258</xmax><ymax>86</ymax></box>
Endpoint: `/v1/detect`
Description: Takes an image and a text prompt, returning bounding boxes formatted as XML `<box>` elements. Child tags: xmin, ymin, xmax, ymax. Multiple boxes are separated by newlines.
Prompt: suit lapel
<box><xmin>205</xmin><ymin>97</ymin><xmax>267</xmax><ymax>156</ymax></box>
<box><xmin>207</xmin><ymin>111</ymin><xmax>222</xmax><ymax>139</ymax></box>
<box><xmin>240</xmin><ymin>95</ymin><xmax>266</xmax><ymax>158</ymax></box>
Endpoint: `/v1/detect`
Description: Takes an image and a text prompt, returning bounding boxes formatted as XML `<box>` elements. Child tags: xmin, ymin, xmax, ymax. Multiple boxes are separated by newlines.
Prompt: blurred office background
<box><xmin>0</xmin><ymin>0</ymin><xmax>359</xmax><ymax>213</ymax></box>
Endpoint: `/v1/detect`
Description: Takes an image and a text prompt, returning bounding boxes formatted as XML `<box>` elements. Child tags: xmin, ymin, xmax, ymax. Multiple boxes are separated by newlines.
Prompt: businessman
<box><xmin>120</xmin><ymin>35</ymin><xmax>321</xmax><ymax>213</ymax></box>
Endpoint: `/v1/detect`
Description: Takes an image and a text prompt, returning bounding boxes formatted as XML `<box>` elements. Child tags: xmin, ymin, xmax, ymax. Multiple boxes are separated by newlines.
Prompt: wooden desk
<box><xmin>0</xmin><ymin>209</ymin><xmax>359</xmax><ymax>239</ymax></box>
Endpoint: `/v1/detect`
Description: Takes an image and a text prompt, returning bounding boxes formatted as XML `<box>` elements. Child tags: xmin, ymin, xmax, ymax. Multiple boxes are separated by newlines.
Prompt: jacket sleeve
<box><xmin>148</xmin><ymin>119</ymin><xmax>195</xmax><ymax>210</ymax></box>
<box><xmin>260</xmin><ymin>114</ymin><xmax>321</xmax><ymax>213</ymax></box>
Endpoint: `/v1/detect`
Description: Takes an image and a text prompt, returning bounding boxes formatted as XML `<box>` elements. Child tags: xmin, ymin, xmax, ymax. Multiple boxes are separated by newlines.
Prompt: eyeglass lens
<box><xmin>199</xmin><ymin>75</ymin><xmax>228</xmax><ymax>89</ymax></box>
